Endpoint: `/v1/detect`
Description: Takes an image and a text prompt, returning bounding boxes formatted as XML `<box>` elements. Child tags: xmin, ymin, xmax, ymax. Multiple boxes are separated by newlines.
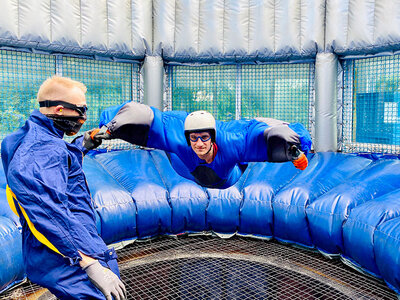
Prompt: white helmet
<box><xmin>184</xmin><ymin>110</ymin><xmax>216</xmax><ymax>145</ymax></box>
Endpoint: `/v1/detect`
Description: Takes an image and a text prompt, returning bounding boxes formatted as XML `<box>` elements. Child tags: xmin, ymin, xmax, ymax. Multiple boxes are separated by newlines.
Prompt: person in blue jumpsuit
<box><xmin>95</xmin><ymin>101</ymin><xmax>311</xmax><ymax>189</ymax></box>
<box><xmin>1</xmin><ymin>76</ymin><xmax>126</xmax><ymax>300</ymax></box>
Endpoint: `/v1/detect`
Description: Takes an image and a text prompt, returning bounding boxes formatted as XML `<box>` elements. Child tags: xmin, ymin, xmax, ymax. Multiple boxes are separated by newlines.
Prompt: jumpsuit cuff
<box><xmin>64</xmin><ymin>255</ymin><xmax>82</xmax><ymax>266</ymax></box>
<box><xmin>64</xmin><ymin>248</ymin><xmax>118</xmax><ymax>266</ymax></box>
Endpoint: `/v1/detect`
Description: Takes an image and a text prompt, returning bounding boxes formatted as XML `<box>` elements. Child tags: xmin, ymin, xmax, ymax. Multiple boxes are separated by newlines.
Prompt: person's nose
<box><xmin>195</xmin><ymin>139</ymin><xmax>204</xmax><ymax>146</ymax></box>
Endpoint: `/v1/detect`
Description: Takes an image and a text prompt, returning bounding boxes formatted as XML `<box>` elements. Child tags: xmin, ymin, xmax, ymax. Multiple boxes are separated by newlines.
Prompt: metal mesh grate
<box><xmin>2</xmin><ymin>236</ymin><xmax>397</xmax><ymax>299</ymax></box>
<box><xmin>166</xmin><ymin>63</ymin><xmax>314</xmax><ymax>130</ymax></box>
<box><xmin>342</xmin><ymin>55</ymin><xmax>400</xmax><ymax>154</ymax></box>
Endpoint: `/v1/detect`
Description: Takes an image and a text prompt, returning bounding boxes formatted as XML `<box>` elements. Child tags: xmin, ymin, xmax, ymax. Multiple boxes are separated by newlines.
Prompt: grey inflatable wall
<box><xmin>153</xmin><ymin>0</ymin><xmax>325</xmax><ymax>62</ymax></box>
<box><xmin>1</xmin><ymin>0</ymin><xmax>400</xmax><ymax>150</ymax></box>
<box><xmin>0</xmin><ymin>0</ymin><xmax>152</xmax><ymax>59</ymax></box>
<box><xmin>1</xmin><ymin>1</ymin><xmax>400</xmax><ymax>60</ymax></box>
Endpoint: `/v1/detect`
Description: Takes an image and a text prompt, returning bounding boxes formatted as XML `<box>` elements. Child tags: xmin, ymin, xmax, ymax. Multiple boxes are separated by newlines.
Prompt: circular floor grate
<box><xmin>1</xmin><ymin>236</ymin><xmax>398</xmax><ymax>299</ymax></box>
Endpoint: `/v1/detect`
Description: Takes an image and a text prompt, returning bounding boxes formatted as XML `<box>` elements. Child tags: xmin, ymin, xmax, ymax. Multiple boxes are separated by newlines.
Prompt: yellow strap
<box><xmin>6</xmin><ymin>185</ymin><xmax>19</xmax><ymax>217</ymax></box>
<box><xmin>6</xmin><ymin>185</ymin><xmax>63</xmax><ymax>256</ymax></box>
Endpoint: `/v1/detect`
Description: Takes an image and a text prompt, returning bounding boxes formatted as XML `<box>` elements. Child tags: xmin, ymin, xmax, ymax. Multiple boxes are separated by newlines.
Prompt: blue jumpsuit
<box><xmin>101</xmin><ymin>103</ymin><xmax>312</xmax><ymax>189</ymax></box>
<box><xmin>1</xmin><ymin>110</ymin><xmax>119</xmax><ymax>299</ymax></box>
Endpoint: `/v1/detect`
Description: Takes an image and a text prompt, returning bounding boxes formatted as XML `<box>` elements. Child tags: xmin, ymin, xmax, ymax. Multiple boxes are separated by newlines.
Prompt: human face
<box><xmin>59</xmin><ymin>86</ymin><xmax>87</xmax><ymax>118</ymax></box>
<box><xmin>41</xmin><ymin>100</ymin><xmax>88</xmax><ymax>118</ymax></box>
<box><xmin>189</xmin><ymin>132</ymin><xmax>212</xmax><ymax>157</ymax></box>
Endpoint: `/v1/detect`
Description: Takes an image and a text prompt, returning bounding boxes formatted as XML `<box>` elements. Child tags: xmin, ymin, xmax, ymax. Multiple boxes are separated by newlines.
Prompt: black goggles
<box><xmin>189</xmin><ymin>133</ymin><xmax>211</xmax><ymax>143</ymax></box>
<box><xmin>39</xmin><ymin>100</ymin><xmax>88</xmax><ymax>117</ymax></box>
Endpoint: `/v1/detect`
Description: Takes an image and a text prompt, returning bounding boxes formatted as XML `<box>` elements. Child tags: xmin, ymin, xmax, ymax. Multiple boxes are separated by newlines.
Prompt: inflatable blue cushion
<box><xmin>84</xmin><ymin>154</ymin><xmax>137</xmax><ymax>244</ymax></box>
<box><xmin>0</xmin><ymin>216</ymin><xmax>24</xmax><ymax>293</ymax></box>
<box><xmin>149</xmin><ymin>150</ymin><xmax>209</xmax><ymax>234</ymax></box>
<box><xmin>307</xmin><ymin>159</ymin><xmax>400</xmax><ymax>255</ymax></box>
<box><xmin>239</xmin><ymin>160</ymin><xmax>301</xmax><ymax>238</ymax></box>
<box><xmin>94</xmin><ymin>150</ymin><xmax>171</xmax><ymax>239</ymax></box>
<box><xmin>342</xmin><ymin>188</ymin><xmax>400</xmax><ymax>277</ymax></box>
<box><xmin>374</xmin><ymin>216</ymin><xmax>400</xmax><ymax>294</ymax></box>
<box><xmin>272</xmin><ymin>152</ymin><xmax>372</xmax><ymax>248</ymax></box>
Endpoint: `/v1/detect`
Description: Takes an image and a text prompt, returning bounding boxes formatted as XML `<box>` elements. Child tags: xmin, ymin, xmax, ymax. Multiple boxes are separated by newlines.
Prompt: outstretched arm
<box><xmin>96</xmin><ymin>101</ymin><xmax>188</xmax><ymax>152</ymax></box>
<box><xmin>225</xmin><ymin>118</ymin><xmax>311</xmax><ymax>169</ymax></box>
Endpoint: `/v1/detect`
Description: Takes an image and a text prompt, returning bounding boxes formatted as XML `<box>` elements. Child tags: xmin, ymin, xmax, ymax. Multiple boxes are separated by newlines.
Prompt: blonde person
<box><xmin>1</xmin><ymin>76</ymin><xmax>126</xmax><ymax>300</ymax></box>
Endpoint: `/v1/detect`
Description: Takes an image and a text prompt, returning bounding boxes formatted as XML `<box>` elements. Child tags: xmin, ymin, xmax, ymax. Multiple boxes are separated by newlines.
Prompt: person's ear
<box><xmin>54</xmin><ymin>105</ymin><xmax>64</xmax><ymax>115</ymax></box>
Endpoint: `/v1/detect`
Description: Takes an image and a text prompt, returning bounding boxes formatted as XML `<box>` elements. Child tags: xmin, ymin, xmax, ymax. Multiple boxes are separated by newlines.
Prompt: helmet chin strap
<box><xmin>205</xmin><ymin>142</ymin><xmax>213</xmax><ymax>155</ymax></box>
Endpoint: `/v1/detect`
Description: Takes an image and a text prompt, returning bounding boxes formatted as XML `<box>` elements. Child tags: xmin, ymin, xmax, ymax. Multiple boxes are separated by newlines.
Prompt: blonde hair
<box><xmin>37</xmin><ymin>76</ymin><xmax>87</xmax><ymax>102</ymax></box>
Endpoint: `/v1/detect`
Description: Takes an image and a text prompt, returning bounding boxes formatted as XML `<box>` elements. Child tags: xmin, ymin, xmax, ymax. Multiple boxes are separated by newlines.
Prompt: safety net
<box><xmin>0</xmin><ymin>49</ymin><xmax>140</xmax><ymax>150</ymax></box>
<box><xmin>342</xmin><ymin>54</ymin><xmax>400</xmax><ymax>154</ymax></box>
<box><xmin>166</xmin><ymin>63</ymin><xmax>314</xmax><ymax>130</ymax></box>
<box><xmin>1</xmin><ymin>236</ymin><xmax>397</xmax><ymax>300</ymax></box>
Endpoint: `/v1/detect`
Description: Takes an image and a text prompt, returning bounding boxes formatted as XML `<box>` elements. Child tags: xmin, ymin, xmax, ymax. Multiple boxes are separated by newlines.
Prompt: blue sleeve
<box><xmin>217</xmin><ymin>120</ymin><xmax>311</xmax><ymax>163</ymax></box>
<box><xmin>8</xmin><ymin>143</ymin><xmax>101</xmax><ymax>262</ymax></box>
<box><xmin>147</xmin><ymin>107</ymin><xmax>189</xmax><ymax>153</ymax></box>
<box><xmin>288</xmin><ymin>123</ymin><xmax>312</xmax><ymax>155</ymax></box>
<box><xmin>70</xmin><ymin>135</ymin><xmax>89</xmax><ymax>155</ymax></box>
<box><xmin>217</xmin><ymin>119</ymin><xmax>270</xmax><ymax>163</ymax></box>
<box><xmin>99</xmin><ymin>101</ymin><xmax>130</xmax><ymax>128</ymax></box>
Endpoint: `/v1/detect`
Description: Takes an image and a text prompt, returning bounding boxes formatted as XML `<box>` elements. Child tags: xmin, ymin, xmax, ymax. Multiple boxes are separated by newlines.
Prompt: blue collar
<box><xmin>29</xmin><ymin>109</ymin><xmax>65</xmax><ymax>138</ymax></box>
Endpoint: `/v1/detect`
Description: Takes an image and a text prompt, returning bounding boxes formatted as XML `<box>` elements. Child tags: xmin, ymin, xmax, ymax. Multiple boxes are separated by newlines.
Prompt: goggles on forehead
<box><xmin>189</xmin><ymin>133</ymin><xmax>211</xmax><ymax>143</ymax></box>
<box><xmin>39</xmin><ymin>100</ymin><xmax>88</xmax><ymax>117</ymax></box>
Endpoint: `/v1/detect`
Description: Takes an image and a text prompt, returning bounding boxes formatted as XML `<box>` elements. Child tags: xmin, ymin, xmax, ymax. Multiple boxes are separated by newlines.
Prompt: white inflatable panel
<box><xmin>81</xmin><ymin>0</ymin><xmax>107</xmax><ymax>51</ymax></box>
<box><xmin>19</xmin><ymin>0</ymin><xmax>51</xmax><ymax>45</ymax></box>
<box><xmin>51</xmin><ymin>0</ymin><xmax>81</xmax><ymax>50</ymax></box>
<box><xmin>0</xmin><ymin>0</ymin><xmax>18</xmax><ymax>41</ymax></box>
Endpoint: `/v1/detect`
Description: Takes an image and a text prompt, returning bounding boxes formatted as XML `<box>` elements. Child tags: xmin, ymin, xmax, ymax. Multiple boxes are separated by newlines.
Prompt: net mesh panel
<box><xmin>343</xmin><ymin>55</ymin><xmax>400</xmax><ymax>153</ymax></box>
<box><xmin>241</xmin><ymin>64</ymin><xmax>313</xmax><ymax>129</ymax></box>
<box><xmin>61</xmin><ymin>56</ymin><xmax>140</xmax><ymax>150</ymax></box>
<box><xmin>2</xmin><ymin>236</ymin><xmax>397</xmax><ymax>300</ymax></box>
<box><xmin>0</xmin><ymin>50</ymin><xmax>54</xmax><ymax>141</ymax></box>
<box><xmin>168</xmin><ymin>65</ymin><xmax>237</xmax><ymax>121</ymax></box>
<box><xmin>0</xmin><ymin>49</ymin><xmax>141</xmax><ymax>150</ymax></box>
<box><xmin>167</xmin><ymin>63</ymin><xmax>314</xmax><ymax>130</ymax></box>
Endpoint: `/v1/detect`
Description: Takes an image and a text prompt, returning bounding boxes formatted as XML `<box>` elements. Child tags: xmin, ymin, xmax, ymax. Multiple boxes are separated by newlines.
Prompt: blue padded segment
<box><xmin>0</xmin><ymin>188</ymin><xmax>20</xmax><ymax>227</ymax></box>
<box><xmin>0</xmin><ymin>157</ymin><xmax>20</xmax><ymax>227</ymax></box>
<box><xmin>342</xmin><ymin>189</ymin><xmax>400</xmax><ymax>277</ymax></box>
<box><xmin>206</xmin><ymin>186</ymin><xmax>242</xmax><ymax>235</ymax></box>
<box><xmin>0</xmin><ymin>159</ymin><xmax>6</xmax><ymax>189</ymax></box>
<box><xmin>149</xmin><ymin>150</ymin><xmax>209</xmax><ymax>234</ymax></box>
<box><xmin>272</xmin><ymin>152</ymin><xmax>372</xmax><ymax>248</ymax></box>
<box><xmin>94</xmin><ymin>150</ymin><xmax>171</xmax><ymax>239</ymax></box>
<box><xmin>307</xmin><ymin>159</ymin><xmax>400</xmax><ymax>255</ymax></box>
<box><xmin>205</xmin><ymin>165</ymin><xmax>249</xmax><ymax>234</ymax></box>
<box><xmin>239</xmin><ymin>161</ymin><xmax>301</xmax><ymax>238</ymax></box>
<box><xmin>0</xmin><ymin>216</ymin><xmax>25</xmax><ymax>294</ymax></box>
<box><xmin>84</xmin><ymin>154</ymin><xmax>137</xmax><ymax>244</ymax></box>
<box><xmin>374</xmin><ymin>217</ymin><xmax>400</xmax><ymax>294</ymax></box>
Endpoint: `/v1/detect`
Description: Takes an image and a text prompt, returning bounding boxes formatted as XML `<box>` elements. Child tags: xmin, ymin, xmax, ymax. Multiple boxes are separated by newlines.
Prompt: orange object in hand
<box><xmin>292</xmin><ymin>153</ymin><xmax>308</xmax><ymax>170</ymax></box>
<box><xmin>90</xmin><ymin>128</ymin><xmax>101</xmax><ymax>140</ymax></box>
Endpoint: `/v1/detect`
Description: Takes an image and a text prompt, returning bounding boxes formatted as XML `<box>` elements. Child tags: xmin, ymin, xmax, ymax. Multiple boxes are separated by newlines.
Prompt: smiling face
<box><xmin>189</xmin><ymin>131</ymin><xmax>213</xmax><ymax>158</ymax></box>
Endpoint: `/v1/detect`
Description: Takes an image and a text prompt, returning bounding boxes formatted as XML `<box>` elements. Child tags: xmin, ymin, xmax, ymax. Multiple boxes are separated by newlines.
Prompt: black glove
<box><xmin>263</xmin><ymin>125</ymin><xmax>301</xmax><ymax>162</ymax></box>
<box><xmin>82</xmin><ymin>126</ymin><xmax>111</xmax><ymax>150</ymax></box>
<box><xmin>83</xmin><ymin>260</ymin><xmax>126</xmax><ymax>300</ymax></box>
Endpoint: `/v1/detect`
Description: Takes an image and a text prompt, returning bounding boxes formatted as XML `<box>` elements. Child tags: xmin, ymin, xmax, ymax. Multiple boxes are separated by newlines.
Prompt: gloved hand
<box><xmin>290</xmin><ymin>145</ymin><xmax>308</xmax><ymax>170</ymax></box>
<box><xmin>83</xmin><ymin>260</ymin><xmax>126</xmax><ymax>300</ymax></box>
<box><xmin>82</xmin><ymin>126</ymin><xmax>111</xmax><ymax>150</ymax></box>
